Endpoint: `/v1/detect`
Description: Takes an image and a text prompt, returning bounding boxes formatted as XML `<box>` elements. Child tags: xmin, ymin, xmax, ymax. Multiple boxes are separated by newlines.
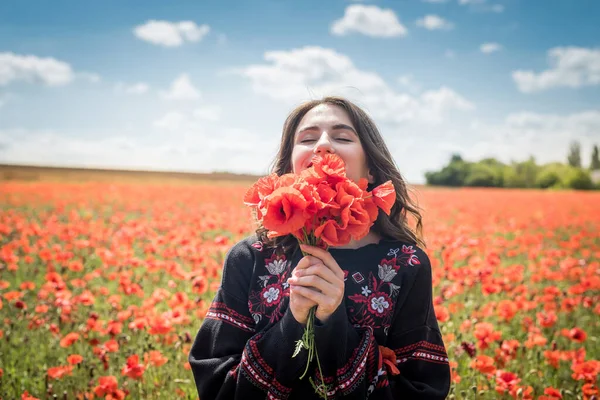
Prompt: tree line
<box><xmin>425</xmin><ymin>141</ymin><xmax>600</xmax><ymax>190</ymax></box>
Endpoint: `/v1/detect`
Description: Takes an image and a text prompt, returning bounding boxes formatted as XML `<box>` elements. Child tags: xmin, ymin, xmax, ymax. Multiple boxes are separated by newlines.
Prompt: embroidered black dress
<box><xmin>189</xmin><ymin>235</ymin><xmax>450</xmax><ymax>399</ymax></box>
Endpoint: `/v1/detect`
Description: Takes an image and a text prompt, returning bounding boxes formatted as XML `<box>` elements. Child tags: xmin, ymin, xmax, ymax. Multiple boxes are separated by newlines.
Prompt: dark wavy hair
<box><xmin>255</xmin><ymin>96</ymin><xmax>425</xmax><ymax>256</ymax></box>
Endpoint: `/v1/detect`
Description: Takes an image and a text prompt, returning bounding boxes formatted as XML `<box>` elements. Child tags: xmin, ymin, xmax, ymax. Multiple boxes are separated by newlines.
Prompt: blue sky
<box><xmin>1</xmin><ymin>0</ymin><xmax>599</xmax><ymax>183</ymax></box>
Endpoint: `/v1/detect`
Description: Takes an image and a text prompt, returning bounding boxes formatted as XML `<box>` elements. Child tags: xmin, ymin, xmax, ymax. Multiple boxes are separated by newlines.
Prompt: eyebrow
<box><xmin>297</xmin><ymin>124</ymin><xmax>358</xmax><ymax>137</ymax></box>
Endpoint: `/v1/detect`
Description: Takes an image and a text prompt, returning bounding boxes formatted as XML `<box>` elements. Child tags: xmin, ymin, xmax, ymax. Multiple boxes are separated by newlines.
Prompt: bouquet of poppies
<box><xmin>243</xmin><ymin>153</ymin><xmax>396</xmax><ymax>397</ymax></box>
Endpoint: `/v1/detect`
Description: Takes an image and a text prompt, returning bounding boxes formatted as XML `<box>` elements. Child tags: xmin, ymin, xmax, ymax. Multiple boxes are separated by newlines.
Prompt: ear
<box><xmin>367</xmin><ymin>169</ymin><xmax>375</xmax><ymax>184</ymax></box>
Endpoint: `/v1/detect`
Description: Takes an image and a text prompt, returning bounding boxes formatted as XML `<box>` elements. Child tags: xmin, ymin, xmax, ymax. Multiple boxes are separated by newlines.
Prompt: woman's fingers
<box><xmin>294</xmin><ymin>263</ymin><xmax>339</xmax><ymax>285</ymax></box>
<box><xmin>289</xmin><ymin>285</ymin><xmax>328</xmax><ymax>306</ymax></box>
<box><xmin>299</xmin><ymin>244</ymin><xmax>345</xmax><ymax>280</ymax></box>
<box><xmin>289</xmin><ymin>274</ymin><xmax>335</xmax><ymax>295</ymax></box>
<box><xmin>295</xmin><ymin>255</ymin><xmax>322</xmax><ymax>271</ymax></box>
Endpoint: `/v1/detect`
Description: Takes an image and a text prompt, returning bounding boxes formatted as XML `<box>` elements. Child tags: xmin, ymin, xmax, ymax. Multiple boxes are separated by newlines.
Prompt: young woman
<box><xmin>189</xmin><ymin>97</ymin><xmax>451</xmax><ymax>399</ymax></box>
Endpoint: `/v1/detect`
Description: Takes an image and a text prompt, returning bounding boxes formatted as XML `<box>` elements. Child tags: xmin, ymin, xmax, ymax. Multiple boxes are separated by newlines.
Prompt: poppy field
<box><xmin>0</xmin><ymin>180</ymin><xmax>598</xmax><ymax>399</ymax></box>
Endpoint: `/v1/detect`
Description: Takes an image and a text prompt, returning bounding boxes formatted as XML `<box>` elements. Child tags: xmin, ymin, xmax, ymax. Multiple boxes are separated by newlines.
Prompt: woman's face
<box><xmin>291</xmin><ymin>103</ymin><xmax>373</xmax><ymax>184</ymax></box>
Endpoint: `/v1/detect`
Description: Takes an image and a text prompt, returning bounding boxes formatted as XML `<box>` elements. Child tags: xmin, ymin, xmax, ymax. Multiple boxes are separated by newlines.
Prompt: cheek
<box><xmin>290</xmin><ymin>147</ymin><xmax>303</xmax><ymax>173</ymax></box>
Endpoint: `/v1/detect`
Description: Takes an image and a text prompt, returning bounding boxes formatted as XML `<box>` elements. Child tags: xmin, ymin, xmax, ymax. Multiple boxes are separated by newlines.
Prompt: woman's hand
<box><xmin>288</xmin><ymin>244</ymin><xmax>345</xmax><ymax>324</ymax></box>
<box><xmin>289</xmin><ymin>271</ymin><xmax>317</xmax><ymax>326</ymax></box>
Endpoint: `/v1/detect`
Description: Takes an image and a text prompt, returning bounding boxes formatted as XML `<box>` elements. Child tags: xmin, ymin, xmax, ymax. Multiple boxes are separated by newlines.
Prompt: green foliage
<box><xmin>591</xmin><ymin>145</ymin><xmax>600</xmax><ymax>170</ymax></box>
<box><xmin>426</xmin><ymin>152</ymin><xmax>598</xmax><ymax>190</ymax></box>
<box><xmin>563</xmin><ymin>167</ymin><xmax>594</xmax><ymax>190</ymax></box>
<box><xmin>567</xmin><ymin>141</ymin><xmax>582</xmax><ymax>168</ymax></box>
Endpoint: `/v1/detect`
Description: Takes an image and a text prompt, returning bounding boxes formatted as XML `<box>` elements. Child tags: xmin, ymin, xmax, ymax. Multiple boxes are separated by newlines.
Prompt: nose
<box><xmin>313</xmin><ymin>132</ymin><xmax>335</xmax><ymax>154</ymax></box>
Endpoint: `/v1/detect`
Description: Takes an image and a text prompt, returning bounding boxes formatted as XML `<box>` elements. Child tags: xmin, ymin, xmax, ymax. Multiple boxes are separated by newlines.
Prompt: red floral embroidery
<box><xmin>347</xmin><ymin>247</ymin><xmax>420</xmax><ymax>332</ymax></box>
<box><xmin>248</xmin><ymin>247</ymin><xmax>292</xmax><ymax>326</ymax></box>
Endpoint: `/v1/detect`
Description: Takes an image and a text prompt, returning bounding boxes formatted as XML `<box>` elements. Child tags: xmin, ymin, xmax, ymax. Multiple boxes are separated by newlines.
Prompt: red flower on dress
<box><xmin>379</xmin><ymin>345</ymin><xmax>400</xmax><ymax>376</ymax></box>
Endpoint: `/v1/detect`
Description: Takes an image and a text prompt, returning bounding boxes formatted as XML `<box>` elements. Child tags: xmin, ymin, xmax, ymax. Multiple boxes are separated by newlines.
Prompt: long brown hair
<box><xmin>256</xmin><ymin>96</ymin><xmax>425</xmax><ymax>255</ymax></box>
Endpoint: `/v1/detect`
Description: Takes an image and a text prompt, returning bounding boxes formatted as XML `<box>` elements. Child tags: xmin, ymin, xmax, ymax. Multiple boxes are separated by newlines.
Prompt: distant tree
<box><xmin>567</xmin><ymin>141</ymin><xmax>582</xmax><ymax>168</ymax></box>
<box><xmin>563</xmin><ymin>168</ymin><xmax>593</xmax><ymax>190</ymax></box>
<box><xmin>591</xmin><ymin>145</ymin><xmax>600</xmax><ymax>170</ymax></box>
<box><xmin>450</xmin><ymin>154</ymin><xmax>463</xmax><ymax>163</ymax></box>
<box><xmin>464</xmin><ymin>163</ymin><xmax>499</xmax><ymax>187</ymax></box>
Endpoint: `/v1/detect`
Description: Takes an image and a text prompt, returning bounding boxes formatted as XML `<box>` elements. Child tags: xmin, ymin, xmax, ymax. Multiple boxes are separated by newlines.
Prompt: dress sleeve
<box><xmin>312</xmin><ymin>250</ymin><xmax>451</xmax><ymax>399</ymax></box>
<box><xmin>188</xmin><ymin>238</ymin><xmax>310</xmax><ymax>400</ymax></box>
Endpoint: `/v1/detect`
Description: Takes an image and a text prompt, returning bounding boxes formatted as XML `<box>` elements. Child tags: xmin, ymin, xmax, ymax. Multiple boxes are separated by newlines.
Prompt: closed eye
<box><xmin>300</xmin><ymin>138</ymin><xmax>352</xmax><ymax>143</ymax></box>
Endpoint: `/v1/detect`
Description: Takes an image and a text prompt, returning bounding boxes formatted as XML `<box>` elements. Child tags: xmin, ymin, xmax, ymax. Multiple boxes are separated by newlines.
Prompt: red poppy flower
<box><xmin>378</xmin><ymin>345</ymin><xmax>400</xmax><ymax>376</ymax></box>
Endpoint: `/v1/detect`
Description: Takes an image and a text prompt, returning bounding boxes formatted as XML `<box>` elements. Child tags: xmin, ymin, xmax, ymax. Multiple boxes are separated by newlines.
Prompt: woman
<box><xmin>188</xmin><ymin>96</ymin><xmax>451</xmax><ymax>399</ymax></box>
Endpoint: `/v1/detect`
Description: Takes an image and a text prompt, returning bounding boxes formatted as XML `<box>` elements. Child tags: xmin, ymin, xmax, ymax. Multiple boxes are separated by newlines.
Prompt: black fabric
<box><xmin>189</xmin><ymin>234</ymin><xmax>451</xmax><ymax>399</ymax></box>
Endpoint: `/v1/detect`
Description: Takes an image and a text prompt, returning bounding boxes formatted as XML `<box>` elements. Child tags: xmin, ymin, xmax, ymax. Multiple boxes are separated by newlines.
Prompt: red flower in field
<box><xmin>495</xmin><ymin>370</ymin><xmax>520</xmax><ymax>394</ymax></box>
<box><xmin>19</xmin><ymin>281</ymin><xmax>35</xmax><ymax>290</ymax></box>
<box><xmin>59</xmin><ymin>332</ymin><xmax>80</xmax><ymax>348</ymax></box>
<box><xmin>474</xmin><ymin>322</ymin><xmax>502</xmax><ymax>350</ymax></box>
<box><xmin>104</xmin><ymin>321</ymin><xmax>123</xmax><ymax>337</ymax></box>
<box><xmin>67</xmin><ymin>354</ymin><xmax>83</xmax><ymax>365</ymax></box>
<box><xmin>524</xmin><ymin>331</ymin><xmax>547</xmax><ymax>349</ymax></box>
<box><xmin>582</xmin><ymin>383</ymin><xmax>598</xmax><ymax>400</ymax></box>
<box><xmin>121</xmin><ymin>354</ymin><xmax>146</xmax><ymax>380</ymax></box>
<box><xmin>435</xmin><ymin>305</ymin><xmax>450</xmax><ymax>323</ymax></box>
<box><xmin>21</xmin><ymin>391</ymin><xmax>39</xmax><ymax>400</ymax></box>
<box><xmin>539</xmin><ymin>387</ymin><xmax>562</xmax><ymax>399</ymax></box>
<box><xmin>148</xmin><ymin>314</ymin><xmax>172</xmax><ymax>335</ymax></box>
<box><xmin>496</xmin><ymin>300</ymin><xmax>518</xmax><ymax>321</ymax></box>
<box><xmin>544</xmin><ymin>350</ymin><xmax>561</xmax><ymax>368</ymax></box>
<box><xmin>144</xmin><ymin>350</ymin><xmax>168</xmax><ymax>367</ymax></box>
<box><xmin>571</xmin><ymin>360</ymin><xmax>600</xmax><ymax>382</ymax></box>
<box><xmin>47</xmin><ymin>365</ymin><xmax>73</xmax><ymax>380</ymax></box>
<box><xmin>537</xmin><ymin>310</ymin><xmax>558</xmax><ymax>328</ymax></box>
<box><xmin>470</xmin><ymin>355</ymin><xmax>496</xmax><ymax>375</ymax></box>
<box><xmin>561</xmin><ymin>327</ymin><xmax>587</xmax><ymax>343</ymax></box>
<box><xmin>3</xmin><ymin>290</ymin><xmax>23</xmax><ymax>301</ymax></box>
<box><xmin>460</xmin><ymin>341</ymin><xmax>476</xmax><ymax>358</ymax></box>
<box><xmin>35</xmin><ymin>304</ymin><xmax>48</xmax><ymax>314</ymax></box>
<box><xmin>93</xmin><ymin>376</ymin><xmax>126</xmax><ymax>400</ymax></box>
<box><xmin>104</xmin><ymin>339</ymin><xmax>120</xmax><ymax>353</ymax></box>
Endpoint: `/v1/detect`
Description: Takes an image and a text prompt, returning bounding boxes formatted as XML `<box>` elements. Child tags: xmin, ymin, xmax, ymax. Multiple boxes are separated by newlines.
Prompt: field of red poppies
<box><xmin>0</xmin><ymin>181</ymin><xmax>598</xmax><ymax>399</ymax></box>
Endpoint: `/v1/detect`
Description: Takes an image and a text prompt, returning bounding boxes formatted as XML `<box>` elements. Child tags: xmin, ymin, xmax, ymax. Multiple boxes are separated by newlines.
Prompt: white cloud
<box><xmin>153</xmin><ymin>111</ymin><xmax>188</xmax><ymax>131</ymax></box>
<box><xmin>480</xmin><ymin>42</ymin><xmax>502</xmax><ymax>54</ymax></box>
<box><xmin>153</xmin><ymin>104</ymin><xmax>222</xmax><ymax>132</ymax></box>
<box><xmin>512</xmin><ymin>47</ymin><xmax>600</xmax><ymax>93</ymax></box>
<box><xmin>491</xmin><ymin>4</ymin><xmax>504</xmax><ymax>12</ymax></box>
<box><xmin>0</xmin><ymin>127</ymin><xmax>277</xmax><ymax>176</ymax></box>
<box><xmin>504</xmin><ymin>110</ymin><xmax>600</xmax><ymax>137</ymax></box>
<box><xmin>194</xmin><ymin>105</ymin><xmax>222</xmax><ymax>121</ymax></box>
<box><xmin>456</xmin><ymin>110</ymin><xmax>600</xmax><ymax>165</ymax></box>
<box><xmin>133</xmin><ymin>20</ymin><xmax>210</xmax><ymax>47</ymax></box>
<box><xmin>77</xmin><ymin>72</ymin><xmax>101</xmax><ymax>84</ymax></box>
<box><xmin>231</xmin><ymin>46</ymin><xmax>473</xmax><ymax>124</ymax></box>
<box><xmin>160</xmin><ymin>73</ymin><xmax>201</xmax><ymax>101</ymax></box>
<box><xmin>459</xmin><ymin>0</ymin><xmax>485</xmax><ymax>4</ymax></box>
<box><xmin>115</xmin><ymin>82</ymin><xmax>150</xmax><ymax>95</ymax></box>
<box><xmin>422</xmin><ymin>0</ymin><xmax>450</xmax><ymax>3</ymax></box>
<box><xmin>416</xmin><ymin>15</ymin><xmax>454</xmax><ymax>30</ymax></box>
<box><xmin>0</xmin><ymin>52</ymin><xmax>74</xmax><ymax>86</ymax></box>
<box><xmin>397</xmin><ymin>74</ymin><xmax>421</xmax><ymax>94</ymax></box>
<box><xmin>445</xmin><ymin>49</ymin><xmax>456</xmax><ymax>58</ymax></box>
<box><xmin>331</xmin><ymin>5</ymin><xmax>407</xmax><ymax>37</ymax></box>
